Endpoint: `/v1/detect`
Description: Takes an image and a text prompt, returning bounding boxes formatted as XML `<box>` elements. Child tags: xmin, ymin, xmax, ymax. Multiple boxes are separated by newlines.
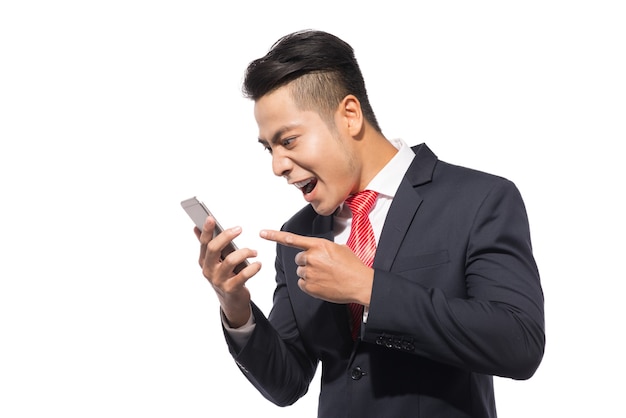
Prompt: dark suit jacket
<box><xmin>225</xmin><ymin>144</ymin><xmax>545</xmax><ymax>417</ymax></box>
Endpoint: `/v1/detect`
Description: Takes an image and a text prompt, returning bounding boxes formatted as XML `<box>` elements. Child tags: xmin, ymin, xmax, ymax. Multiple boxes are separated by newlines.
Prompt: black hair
<box><xmin>242</xmin><ymin>30</ymin><xmax>381</xmax><ymax>132</ymax></box>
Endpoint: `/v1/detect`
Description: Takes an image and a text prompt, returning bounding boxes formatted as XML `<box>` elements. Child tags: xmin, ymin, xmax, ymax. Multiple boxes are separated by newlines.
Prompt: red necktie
<box><xmin>345</xmin><ymin>189</ymin><xmax>378</xmax><ymax>340</ymax></box>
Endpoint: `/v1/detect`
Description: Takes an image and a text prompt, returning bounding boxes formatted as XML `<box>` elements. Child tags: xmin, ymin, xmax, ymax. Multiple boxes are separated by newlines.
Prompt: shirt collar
<box><xmin>365</xmin><ymin>138</ymin><xmax>415</xmax><ymax>198</ymax></box>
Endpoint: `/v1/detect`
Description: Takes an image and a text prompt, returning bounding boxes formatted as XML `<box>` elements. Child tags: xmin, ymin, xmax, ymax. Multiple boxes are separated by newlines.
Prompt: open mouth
<box><xmin>294</xmin><ymin>178</ymin><xmax>318</xmax><ymax>195</ymax></box>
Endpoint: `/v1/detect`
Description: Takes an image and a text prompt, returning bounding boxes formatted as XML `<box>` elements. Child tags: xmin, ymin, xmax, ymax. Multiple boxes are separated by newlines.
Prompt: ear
<box><xmin>337</xmin><ymin>95</ymin><xmax>364</xmax><ymax>137</ymax></box>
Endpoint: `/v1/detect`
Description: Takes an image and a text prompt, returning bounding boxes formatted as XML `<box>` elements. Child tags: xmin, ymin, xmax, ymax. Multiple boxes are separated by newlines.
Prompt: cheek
<box><xmin>319</xmin><ymin>148</ymin><xmax>357</xmax><ymax>192</ymax></box>
<box><xmin>305</xmin><ymin>129</ymin><xmax>356</xmax><ymax>182</ymax></box>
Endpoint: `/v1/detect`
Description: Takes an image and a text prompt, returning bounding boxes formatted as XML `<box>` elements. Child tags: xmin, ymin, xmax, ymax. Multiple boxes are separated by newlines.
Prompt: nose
<box><xmin>271</xmin><ymin>149</ymin><xmax>292</xmax><ymax>178</ymax></box>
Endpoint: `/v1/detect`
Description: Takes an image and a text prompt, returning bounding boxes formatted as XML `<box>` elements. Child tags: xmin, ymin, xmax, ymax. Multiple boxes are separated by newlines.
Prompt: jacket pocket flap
<box><xmin>393</xmin><ymin>250</ymin><xmax>450</xmax><ymax>272</ymax></box>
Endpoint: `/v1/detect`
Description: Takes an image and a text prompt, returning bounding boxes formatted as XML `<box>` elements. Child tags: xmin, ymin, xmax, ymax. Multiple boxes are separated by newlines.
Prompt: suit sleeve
<box><xmin>222</xmin><ymin>248</ymin><xmax>318</xmax><ymax>407</ymax></box>
<box><xmin>363</xmin><ymin>180</ymin><xmax>545</xmax><ymax>380</ymax></box>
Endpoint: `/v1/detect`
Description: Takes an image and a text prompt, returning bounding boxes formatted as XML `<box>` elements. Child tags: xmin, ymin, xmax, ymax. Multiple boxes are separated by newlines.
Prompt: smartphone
<box><xmin>181</xmin><ymin>196</ymin><xmax>249</xmax><ymax>274</ymax></box>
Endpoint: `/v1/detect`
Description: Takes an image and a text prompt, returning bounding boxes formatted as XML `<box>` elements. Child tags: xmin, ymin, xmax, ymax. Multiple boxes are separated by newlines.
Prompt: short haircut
<box><xmin>242</xmin><ymin>30</ymin><xmax>381</xmax><ymax>132</ymax></box>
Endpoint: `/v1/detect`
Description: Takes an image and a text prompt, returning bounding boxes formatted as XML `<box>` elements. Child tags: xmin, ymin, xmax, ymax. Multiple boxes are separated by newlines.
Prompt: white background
<box><xmin>1</xmin><ymin>1</ymin><xmax>624</xmax><ymax>417</ymax></box>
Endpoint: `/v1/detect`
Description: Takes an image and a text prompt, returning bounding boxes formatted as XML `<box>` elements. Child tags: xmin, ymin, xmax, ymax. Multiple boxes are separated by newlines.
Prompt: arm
<box><xmin>364</xmin><ymin>180</ymin><xmax>545</xmax><ymax>379</ymax></box>
<box><xmin>225</xmin><ymin>251</ymin><xmax>318</xmax><ymax>407</ymax></box>
<box><xmin>196</xmin><ymin>217</ymin><xmax>318</xmax><ymax>406</ymax></box>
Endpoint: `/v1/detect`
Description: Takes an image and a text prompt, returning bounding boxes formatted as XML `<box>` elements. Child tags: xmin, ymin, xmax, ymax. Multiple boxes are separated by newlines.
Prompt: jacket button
<box><xmin>350</xmin><ymin>366</ymin><xmax>366</xmax><ymax>380</ymax></box>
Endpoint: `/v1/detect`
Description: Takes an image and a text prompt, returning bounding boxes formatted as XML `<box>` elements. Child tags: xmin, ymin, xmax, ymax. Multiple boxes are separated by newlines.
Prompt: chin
<box><xmin>311</xmin><ymin>202</ymin><xmax>336</xmax><ymax>217</ymax></box>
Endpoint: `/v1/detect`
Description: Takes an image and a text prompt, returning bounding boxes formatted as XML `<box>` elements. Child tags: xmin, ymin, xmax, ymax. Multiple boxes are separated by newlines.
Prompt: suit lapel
<box><xmin>374</xmin><ymin>179</ymin><xmax>422</xmax><ymax>271</ymax></box>
<box><xmin>374</xmin><ymin>143</ymin><xmax>438</xmax><ymax>271</ymax></box>
<box><xmin>312</xmin><ymin>212</ymin><xmax>334</xmax><ymax>241</ymax></box>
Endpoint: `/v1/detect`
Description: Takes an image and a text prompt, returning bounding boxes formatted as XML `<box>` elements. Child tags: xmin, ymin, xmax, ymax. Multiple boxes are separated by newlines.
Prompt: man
<box><xmin>195</xmin><ymin>30</ymin><xmax>545</xmax><ymax>417</ymax></box>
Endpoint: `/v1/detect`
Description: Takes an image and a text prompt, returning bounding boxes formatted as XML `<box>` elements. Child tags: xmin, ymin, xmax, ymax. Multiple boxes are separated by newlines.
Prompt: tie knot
<box><xmin>345</xmin><ymin>190</ymin><xmax>378</xmax><ymax>217</ymax></box>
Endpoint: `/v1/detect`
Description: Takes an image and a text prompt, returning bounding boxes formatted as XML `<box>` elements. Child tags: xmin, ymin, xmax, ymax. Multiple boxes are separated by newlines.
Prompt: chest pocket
<box><xmin>392</xmin><ymin>249</ymin><xmax>450</xmax><ymax>272</ymax></box>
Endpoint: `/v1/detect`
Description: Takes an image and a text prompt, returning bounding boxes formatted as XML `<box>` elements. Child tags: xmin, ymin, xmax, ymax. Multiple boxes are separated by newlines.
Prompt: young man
<box><xmin>195</xmin><ymin>30</ymin><xmax>545</xmax><ymax>417</ymax></box>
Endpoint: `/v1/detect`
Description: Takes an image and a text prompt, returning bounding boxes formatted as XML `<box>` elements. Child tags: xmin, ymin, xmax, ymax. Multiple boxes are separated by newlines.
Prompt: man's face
<box><xmin>255</xmin><ymin>86</ymin><xmax>360</xmax><ymax>216</ymax></box>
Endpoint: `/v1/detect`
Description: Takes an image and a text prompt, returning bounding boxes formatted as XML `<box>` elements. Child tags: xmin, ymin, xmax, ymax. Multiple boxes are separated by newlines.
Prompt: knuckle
<box><xmin>206</xmin><ymin>240</ymin><xmax>220</xmax><ymax>254</ymax></box>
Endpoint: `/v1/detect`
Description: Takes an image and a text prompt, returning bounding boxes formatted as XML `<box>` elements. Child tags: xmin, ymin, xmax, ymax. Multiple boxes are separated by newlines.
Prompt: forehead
<box><xmin>254</xmin><ymin>86</ymin><xmax>295</xmax><ymax>120</ymax></box>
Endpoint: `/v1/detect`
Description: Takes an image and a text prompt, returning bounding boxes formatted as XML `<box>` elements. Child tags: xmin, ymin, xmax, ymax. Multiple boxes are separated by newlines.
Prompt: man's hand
<box><xmin>260</xmin><ymin>230</ymin><xmax>373</xmax><ymax>306</ymax></box>
<box><xmin>195</xmin><ymin>217</ymin><xmax>261</xmax><ymax>328</ymax></box>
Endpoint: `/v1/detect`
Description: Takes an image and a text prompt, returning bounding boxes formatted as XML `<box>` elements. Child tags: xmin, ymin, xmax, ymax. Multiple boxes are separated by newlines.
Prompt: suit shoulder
<box><xmin>427</xmin><ymin>159</ymin><xmax>527</xmax><ymax>208</ymax></box>
<box><xmin>410</xmin><ymin>143</ymin><xmax>517</xmax><ymax>192</ymax></box>
<box><xmin>435</xmin><ymin>159</ymin><xmax>516</xmax><ymax>189</ymax></box>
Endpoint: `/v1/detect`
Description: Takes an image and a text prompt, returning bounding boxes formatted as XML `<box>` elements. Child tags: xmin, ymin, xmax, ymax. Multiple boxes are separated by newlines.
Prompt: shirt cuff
<box><xmin>221</xmin><ymin>307</ymin><xmax>256</xmax><ymax>350</ymax></box>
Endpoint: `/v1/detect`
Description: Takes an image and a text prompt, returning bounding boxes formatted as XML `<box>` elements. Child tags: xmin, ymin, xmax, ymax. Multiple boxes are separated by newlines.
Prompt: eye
<box><xmin>282</xmin><ymin>137</ymin><xmax>296</xmax><ymax>147</ymax></box>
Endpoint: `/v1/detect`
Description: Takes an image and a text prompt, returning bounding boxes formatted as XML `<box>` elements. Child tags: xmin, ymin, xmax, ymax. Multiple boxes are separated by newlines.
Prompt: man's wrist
<box><xmin>222</xmin><ymin>304</ymin><xmax>253</xmax><ymax>329</ymax></box>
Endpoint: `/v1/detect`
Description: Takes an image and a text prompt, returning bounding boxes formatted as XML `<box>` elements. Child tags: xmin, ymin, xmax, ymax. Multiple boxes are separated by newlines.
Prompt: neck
<box><xmin>354</xmin><ymin>131</ymin><xmax>398</xmax><ymax>192</ymax></box>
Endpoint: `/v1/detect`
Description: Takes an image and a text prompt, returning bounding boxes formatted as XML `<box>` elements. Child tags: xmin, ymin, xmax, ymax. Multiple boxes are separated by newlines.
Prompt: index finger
<box><xmin>260</xmin><ymin>230</ymin><xmax>318</xmax><ymax>250</ymax></box>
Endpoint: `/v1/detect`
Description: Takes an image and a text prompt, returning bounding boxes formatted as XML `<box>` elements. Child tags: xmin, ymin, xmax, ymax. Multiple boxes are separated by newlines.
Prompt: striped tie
<box><xmin>345</xmin><ymin>190</ymin><xmax>378</xmax><ymax>340</ymax></box>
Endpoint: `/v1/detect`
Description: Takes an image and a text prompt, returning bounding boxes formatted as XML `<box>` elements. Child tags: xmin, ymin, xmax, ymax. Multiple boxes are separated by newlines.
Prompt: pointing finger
<box><xmin>260</xmin><ymin>230</ymin><xmax>317</xmax><ymax>250</ymax></box>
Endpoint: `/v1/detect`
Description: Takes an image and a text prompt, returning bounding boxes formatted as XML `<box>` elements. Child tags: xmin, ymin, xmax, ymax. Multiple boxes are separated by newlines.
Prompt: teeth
<box><xmin>294</xmin><ymin>179</ymin><xmax>312</xmax><ymax>189</ymax></box>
